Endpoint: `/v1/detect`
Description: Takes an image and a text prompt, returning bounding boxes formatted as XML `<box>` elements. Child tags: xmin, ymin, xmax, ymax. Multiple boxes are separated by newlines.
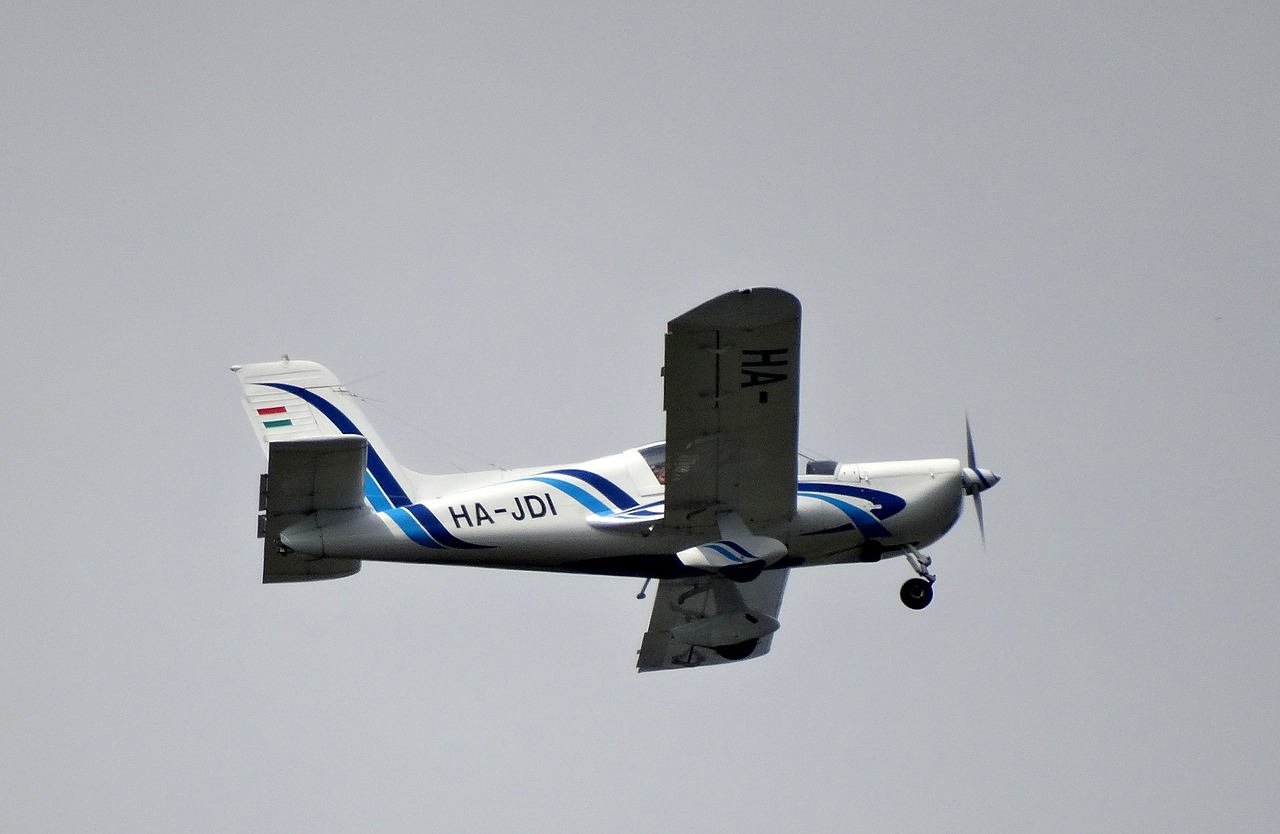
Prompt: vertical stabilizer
<box><xmin>232</xmin><ymin>359</ymin><xmax>416</xmax><ymax>508</ymax></box>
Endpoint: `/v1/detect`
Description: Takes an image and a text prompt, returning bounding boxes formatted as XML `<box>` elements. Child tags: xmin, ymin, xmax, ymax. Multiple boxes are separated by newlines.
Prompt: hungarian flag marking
<box><xmin>257</xmin><ymin>405</ymin><xmax>292</xmax><ymax>428</ymax></box>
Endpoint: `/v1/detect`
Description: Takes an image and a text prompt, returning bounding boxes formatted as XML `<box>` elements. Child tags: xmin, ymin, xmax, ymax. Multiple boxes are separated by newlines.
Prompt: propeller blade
<box><xmin>965</xmin><ymin>412</ymin><xmax>977</xmax><ymax>471</ymax></box>
<box><xmin>963</xmin><ymin>414</ymin><xmax>996</xmax><ymax>550</ymax></box>
<box><xmin>974</xmin><ymin>491</ymin><xmax>986</xmax><ymax>547</ymax></box>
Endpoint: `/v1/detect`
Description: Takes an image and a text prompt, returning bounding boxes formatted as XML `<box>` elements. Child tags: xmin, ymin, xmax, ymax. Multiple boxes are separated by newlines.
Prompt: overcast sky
<box><xmin>3</xmin><ymin>2</ymin><xmax>1277</xmax><ymax>831</ymax></box>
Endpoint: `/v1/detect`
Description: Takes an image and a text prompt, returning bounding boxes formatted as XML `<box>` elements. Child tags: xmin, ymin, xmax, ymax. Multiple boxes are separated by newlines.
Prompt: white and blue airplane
<box><xmin>233</xmin><ymin>288</ymin><xmax>1000</xmax><ymax>671</ymax></box>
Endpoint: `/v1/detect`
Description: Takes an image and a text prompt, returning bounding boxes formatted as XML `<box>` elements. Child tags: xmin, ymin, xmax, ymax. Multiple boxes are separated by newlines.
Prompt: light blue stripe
<box><xmin>544</xmin><ymin>468</ymin><xmax>639</xmax><ymax>510</ymax></box>
<box><xmin>364</xmin><ymin>471</ymin><xmax>392</xmax><ymax>512</ymax></box>
<box><xmin>385</xmin><ymin>507</ymin><xmax>442</xmax><ymax>548</ymax></box>
<box><xmin>523</xmin><ymin>476</ymin><xmax>612</xmax><ymax>515</ymax></box>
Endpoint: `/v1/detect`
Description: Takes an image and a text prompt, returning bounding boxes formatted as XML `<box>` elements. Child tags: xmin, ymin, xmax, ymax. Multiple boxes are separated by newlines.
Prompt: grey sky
<box><xmin>3</xmin><ymin>2</ymin><xmax>1277</xmax><ymax>831</ymax></box>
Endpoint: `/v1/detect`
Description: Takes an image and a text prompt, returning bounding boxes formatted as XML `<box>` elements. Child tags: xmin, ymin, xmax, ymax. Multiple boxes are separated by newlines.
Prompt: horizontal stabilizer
<box><xmin>267</xmin><ymin>436</ymin><xmax>368</xmax><ymax>514</ymax></box>
<box><xmin>259</xmin><ymin>435</ymin><xmax>368</xmax><ymax>583</ymax></box>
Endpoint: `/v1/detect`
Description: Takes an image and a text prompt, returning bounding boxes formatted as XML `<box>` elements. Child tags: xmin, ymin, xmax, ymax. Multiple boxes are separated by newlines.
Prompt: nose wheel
<box><xmin>900</xmin><ymin>577</ymin><xmax>933</xmax><ymax>609</ymax></box>
<box><xmin>900</xmin><ymin>544</ymin><xmax>935</xmax><ymax>610</ymax></box>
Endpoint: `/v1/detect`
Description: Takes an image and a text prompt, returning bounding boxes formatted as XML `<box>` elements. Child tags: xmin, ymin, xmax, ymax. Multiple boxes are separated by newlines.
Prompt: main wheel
<box><xmin>900</xmin><ymin>577</ymin><xmax>933</xmax><ymax>610</ymax></box>
<box><xmin>713</xmin><ymin>638</ymin><xmax>760</xmax><ymax>660</ymax></box>
<box><xmin>721</xmin><ymin>561</ymin><xmax>766</xmax><ymax>583</ymax></box>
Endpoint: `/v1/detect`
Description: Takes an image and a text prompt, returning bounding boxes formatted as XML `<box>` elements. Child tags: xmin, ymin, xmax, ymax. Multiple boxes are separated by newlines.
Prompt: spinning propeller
<box><xmin>959</xmin><ymin>415</ymin><xmax>1001</xmax><ymax>545</ymax></box>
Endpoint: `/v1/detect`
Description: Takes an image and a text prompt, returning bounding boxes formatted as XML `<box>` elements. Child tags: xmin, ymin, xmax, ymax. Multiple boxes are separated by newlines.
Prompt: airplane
<box><xmin>232</xmin><ymin>288</ymin><xmax>1000</xmax><ymax>671</ymax></box>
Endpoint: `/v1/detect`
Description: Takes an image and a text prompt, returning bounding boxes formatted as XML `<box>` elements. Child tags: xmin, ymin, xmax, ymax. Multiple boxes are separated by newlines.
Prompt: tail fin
<box><xmin>232</xmin><ymin>359</ymin><xmax>416</xmax><ymax>509</ymax></box>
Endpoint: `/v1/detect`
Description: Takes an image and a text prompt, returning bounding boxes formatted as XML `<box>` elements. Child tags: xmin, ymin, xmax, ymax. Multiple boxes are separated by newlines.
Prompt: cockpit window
<box><xmin>637</xmin><ymin>442</ymin><xmax>666</xmax><ymax>484</ymax></box>
<box><xmin>805</xmin><ymin>459</ymin><xmax>838</xmax><ymax>476</ymax></box>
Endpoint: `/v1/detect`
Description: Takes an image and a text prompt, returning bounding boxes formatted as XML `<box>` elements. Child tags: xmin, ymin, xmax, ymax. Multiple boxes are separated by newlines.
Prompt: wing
<box><xmin>662</xmin><ymin>287</ymin><xmax>801</xmax><ymax>535</ymax></box>
<box><xmin>637</xmin><ymin>569</ymin><xmax>789</xmax><ymax>672</ymax></box>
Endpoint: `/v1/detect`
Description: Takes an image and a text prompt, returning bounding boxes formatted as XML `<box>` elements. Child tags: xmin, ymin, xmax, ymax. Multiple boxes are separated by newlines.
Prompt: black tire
<box><xmin>721</xmin><ymin>561</ymin><xmax>766</xmax><ymax>583</ymax></box>
<box><xmin>713</xmin><ymin>638</ymin><xmax>760</xmax><ymax>660</ymax></box>
<box><xmin>900</xmin><ymin>578</ymin><xmax>933</xmax><ymax>610</ymax></box>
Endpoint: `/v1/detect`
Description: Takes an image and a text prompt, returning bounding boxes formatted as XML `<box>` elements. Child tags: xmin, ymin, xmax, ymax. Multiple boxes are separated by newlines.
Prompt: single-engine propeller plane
<box><xmin>233</xmin><ymin>288</ymin><xmax>1000</xmax><ymax>671</ymax></box>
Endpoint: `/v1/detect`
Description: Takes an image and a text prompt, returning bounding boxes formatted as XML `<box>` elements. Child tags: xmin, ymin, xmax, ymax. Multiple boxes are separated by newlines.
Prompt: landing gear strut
<box><xmin>900</xmin><ymin>544</ymin><xmax>935</xmax><ymax>610</ymax></box>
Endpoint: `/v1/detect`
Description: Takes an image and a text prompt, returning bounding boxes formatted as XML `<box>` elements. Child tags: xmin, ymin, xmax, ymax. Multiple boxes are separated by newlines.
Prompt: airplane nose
<box><xmin>961</xmin><ymin>467</ymin><xmax>1000</xmax><ymax>494</ymax></box>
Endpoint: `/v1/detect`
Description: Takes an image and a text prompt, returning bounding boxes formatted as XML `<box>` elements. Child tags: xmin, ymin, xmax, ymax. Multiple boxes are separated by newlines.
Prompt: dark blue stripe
<box><xmin>705</xmin><ymin>543</ymin><xmax>744</xmax><ymax>563</ymax></box>
<box><xmin>261</xmin><ymin>382</ymin><xmax>412</xmax><ymax>507</ymax></box>
<box><xmin>798</xmin><ymin>483</ymin><xmax>906</xmax><ymax>520</ymax></box>
<box><xmin>524</xmin><ymin>476</ymin><xmax>611</xmax><ymax>515</ymax></box>
<box><xmin>596</xmin><ymin>500</ymin><xmax>664</xmax><ymax>521</ymax></box>
<box><xmin>259</xmin><ymin>381</ymin><xmax>489</xmax><ymax>550</ymax></box>
<box><xmin>801</xmin><ymin>493</ymin><xmax>893</xmax><ymax>538</ymax></box>
<box><xmin>544</xmin><ymin>469</ymin><xmax>639</xmax><ymax>510</ymax></box>
<box><xmin>404</xmin><ymin>504</ymin><xmax>491</xmax><ymax>550</ymax></box>
<box><xmin>718</xmin><ymin>540</ymin><xmax>757</xmax><ymax>561</ymax></box>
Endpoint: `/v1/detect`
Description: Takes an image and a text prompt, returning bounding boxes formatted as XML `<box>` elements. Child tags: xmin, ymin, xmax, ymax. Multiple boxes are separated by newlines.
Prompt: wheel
<box><xmin>721</xmin><ymin>561</ymin><xmax>766</xmax><ymax>583</ymax></box>
<box><xmin>900</xmin><ymin>577</ymin><xmax>933</xmax><ymax>610</ymax></box>
<box><xmin>713</xmin><ymin>638</ymin><xmax>760</xmax><ymax>660</ymax></box>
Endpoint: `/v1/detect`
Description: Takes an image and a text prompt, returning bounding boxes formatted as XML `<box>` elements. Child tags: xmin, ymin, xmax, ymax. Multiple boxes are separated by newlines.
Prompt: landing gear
<box><xmin>900</xmin><ymin>577</ymin><xmax>933</xmax><ymax>610</ymax></box>
<box><xmin>900</xmin><ymin>543</ymin><xmax>936</xmax><ymax>610</ymax></box>
<box><xmin>720</xmin><ymin>560</ymin><xmax>766</xmax><ymax>583</ymax></box>
<box><xmin>713</xmin><ymin>638</ymin><xmax>759</xmax><ymax>660</ymax></box>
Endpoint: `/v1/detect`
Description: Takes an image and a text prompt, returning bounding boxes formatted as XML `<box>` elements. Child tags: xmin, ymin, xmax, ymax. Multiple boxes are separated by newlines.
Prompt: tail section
<box><xmin>234</xmin><ymin>359</ymin><xmax>422</xmax><ymax>583</ymax></box>
<box><xmin>233</xmin><ymin>359</ymin><xmax>416</xmax><ymax>509</ymax></box>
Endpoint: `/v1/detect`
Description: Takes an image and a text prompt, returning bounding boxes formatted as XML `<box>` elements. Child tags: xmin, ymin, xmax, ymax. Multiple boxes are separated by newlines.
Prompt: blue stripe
<box><xmin>523</xmin><ymin>476</ymin><xmax>613</xmax><ymax>515</ymax></box>
<box><xmin>404</xmin><ymin>504</ymin><xmax>491</xmax><ymax>550</ymax></box>
<box><xmin>258</xmin><ymin>381</ymin><xmax>489</xmax><ymax>550</ymax></box>
<box><xmin>606</xmin><ymin>500</ymin><xmax>665</xmax><ymax>521</ymax></box>
<box><xmin>799</xmin><ymin>483</ymin><xmax>906</xmax><ymax>520</ymax></box>
<box><xmin>718</xmin><ymin>540</ymin><xmax>757</xmax><ymax>561</ymax></box>
<box><xmin>364</xmin><ymin>472</ymin><xmax>392</xmax><ymax>513</ymax></box>
<box><xmin>385</xmin><ymin>507</ymin><xmax>443</xmax><ymax>548</ymax></box>
<box><xmin>261</xmin><ymin>383</ymin><xmax>412</xmax><ymax>508</ymax></box>
<box><xmin>705</xmin><ymin>543</ymin><xmax>745</xmax><ymax>563</ymax></box>
<box><xmin>800</xmin><ymin>492</ymin><xmax>893</xmax><ymax>538</ymax></box>
<box><xmin>544</xmin><ymin>469</ymin><xmax>639</xmax><ymax>510</ymax></box>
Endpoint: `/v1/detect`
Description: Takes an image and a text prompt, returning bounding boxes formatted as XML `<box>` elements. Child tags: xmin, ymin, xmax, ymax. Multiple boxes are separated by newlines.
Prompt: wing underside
<box><xmin>637</xmin><ymin>569</ymin><xmax>789</xmax><ymax>672</ymax></box>
<box><xmin>661</xmin><ymin>287</ymin><xmax>801</xmax><ymax>535</ymax></box>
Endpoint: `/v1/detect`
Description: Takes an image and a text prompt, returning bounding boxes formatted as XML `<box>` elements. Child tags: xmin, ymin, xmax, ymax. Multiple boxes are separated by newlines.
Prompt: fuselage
<box><xmin>281</xmin><ymin>445</ymin><xmax>967</xmax><ymax>579</ymax></box>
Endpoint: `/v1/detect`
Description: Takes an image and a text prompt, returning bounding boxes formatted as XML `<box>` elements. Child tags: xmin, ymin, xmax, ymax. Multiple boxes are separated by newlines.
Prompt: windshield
<box><xmin>637</xmin><ymin>442</ymin><xmax>666</xmax><ymax>484</ymax></box>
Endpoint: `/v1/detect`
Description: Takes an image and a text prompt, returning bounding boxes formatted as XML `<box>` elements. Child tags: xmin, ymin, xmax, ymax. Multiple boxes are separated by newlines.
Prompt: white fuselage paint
<box><xmin>280</xmin><ymin>449</ymin><xmax>967</xmax><ymax>578</ymax></box>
